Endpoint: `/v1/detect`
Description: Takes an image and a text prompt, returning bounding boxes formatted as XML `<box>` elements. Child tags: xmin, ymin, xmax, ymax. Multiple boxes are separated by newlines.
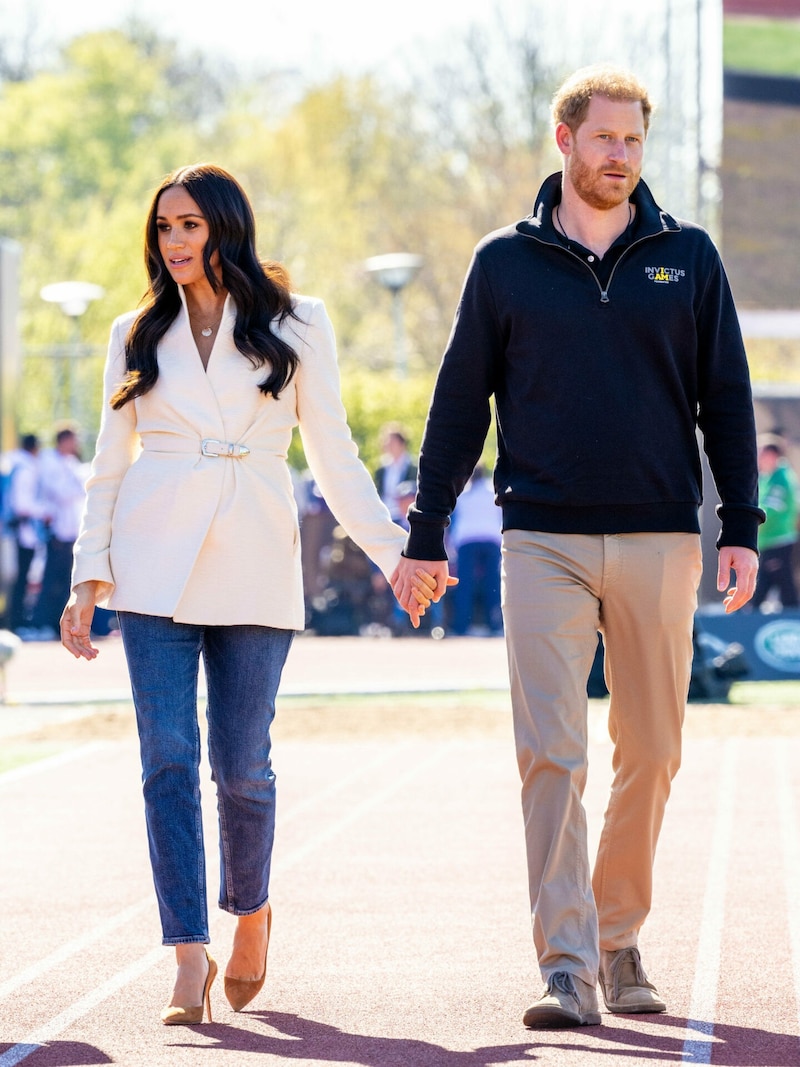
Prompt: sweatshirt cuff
<box><xmin>715</xmin><ymin>504</ymin><xmax>766</xmax><ymax>554</ymax></box>
<box><xmin>404</xmin><ymin>524</ymin><xmax>449</xmax><ymax>561</ymax></box>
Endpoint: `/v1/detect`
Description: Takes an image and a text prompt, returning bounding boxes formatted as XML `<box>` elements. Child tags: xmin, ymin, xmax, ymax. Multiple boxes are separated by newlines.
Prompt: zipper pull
<box><xmin>600</xmin><ymin>291</ymin><xmax>610</xmax><ymax>304</ymax></box>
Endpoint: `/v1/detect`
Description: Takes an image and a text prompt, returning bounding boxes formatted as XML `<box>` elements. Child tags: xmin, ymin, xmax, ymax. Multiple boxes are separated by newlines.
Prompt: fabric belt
<box><xmin>141</xmin><ymin>434</ymin><xmax>250</xmax><ymax>458</ymax></box>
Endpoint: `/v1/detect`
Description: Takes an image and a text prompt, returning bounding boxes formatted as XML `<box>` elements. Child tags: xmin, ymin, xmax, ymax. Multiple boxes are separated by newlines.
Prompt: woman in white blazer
<box><xmin>60</xmin><ymin>163</ymin><xmax>436</xmax><ymax>1025</ymax></box>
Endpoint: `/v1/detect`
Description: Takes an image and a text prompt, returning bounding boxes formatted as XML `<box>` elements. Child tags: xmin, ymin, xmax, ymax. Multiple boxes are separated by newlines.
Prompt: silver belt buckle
<box><xmin>201</xmin><ymin>438</ymin><xmax>250</xmax><ymax>458</ymax></box>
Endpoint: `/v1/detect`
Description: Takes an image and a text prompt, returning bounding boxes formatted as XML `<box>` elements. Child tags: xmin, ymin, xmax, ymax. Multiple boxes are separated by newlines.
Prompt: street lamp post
<box><xmin>364</xmin><ymin>253</ymin><xmax>423</xmax><ymax>379</ymax></box>
<box><xmin>40</xmin><ymin>281</ymin><xmax>105</xmax><ymax>426</ymax></box>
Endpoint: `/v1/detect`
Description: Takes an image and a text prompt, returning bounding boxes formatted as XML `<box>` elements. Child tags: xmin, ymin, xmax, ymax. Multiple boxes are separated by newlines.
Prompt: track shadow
<box><xmin>165</xmin><ymin>1013</ymin><xmax>532</xmax><ymax>1066</ymax></box>
<box><xmin>162</xmin><ymin>1010</ymin><xmax>800</xmax><ymax>1066</ymax></box>
<box><xmin>579</xmin><ymin>1013</ymin><xmax>800</xmax><ymax>1066</ymax></box>
<box><xmin>4</xmin><ymin>1011</ymin><xmax>797</xmax><ymax>1066</ymax></box>
<box><xmin>0</xmin><ymin>1042</ymin><xmax>112</xmax><ymax>1065</ymax></box>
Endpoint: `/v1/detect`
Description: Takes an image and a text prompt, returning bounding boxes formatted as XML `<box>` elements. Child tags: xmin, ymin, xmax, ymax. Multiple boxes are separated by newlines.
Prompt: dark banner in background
<box><xmin>724</xmin><ymin>70</ymin><xmax>800</xmax><ymax>107</ymax></box>
<box><xmin>696</xmin><ymin>608</ymin><xmax>800</xmax><ymax>680</ymax></box>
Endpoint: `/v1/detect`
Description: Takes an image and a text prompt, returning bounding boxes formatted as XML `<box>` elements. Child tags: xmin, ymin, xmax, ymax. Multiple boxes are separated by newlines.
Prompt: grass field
<box><xmin>0</xmin><ymin>741</ymin><xmax>65</xmax><ymax>775</ymax></box>
<box><xmin>729</xmin><ymin>679</ymin><xmax>800</xmax><ymax>705</ymax></box>
<box><xmin>724</xmin><ymin>17</ymin><xmax>800</xmax><ymax>75</ymax></box>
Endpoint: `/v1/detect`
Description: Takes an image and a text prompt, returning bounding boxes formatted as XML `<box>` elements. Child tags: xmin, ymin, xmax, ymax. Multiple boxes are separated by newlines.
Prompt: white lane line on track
<box><xmin>682</xmin><ymin>738</ymin><xmax>738</xmax><ymax>1064</ymax></box>
<box><xmin>277</xmin><ymin>741</ymin><xmax>412</xmax><ymax>827</ymax></box>
<box><xmin>0</xmin><ymin>947</ymin><xmax>164</xmax><ymax>1067</ymax></box>
<box><xmin>0</xmin><ymin>741</ymin><xmax>405</xmax><ymax>1005</ymax></box>
<box><xmin>0</xmin><ymin>898</ymin><xmax>152</xmax><ymax>1003</ymax></box>
<box><xmin>271</xmin><ymin>742</ymin><xmax>454</xmax><ymax>873</ymax></box>
<box><xmin>0</xmin><ymin>743</ymin><xmax>110</xmax><ymax>785</ymax></box>
<box><xmin>777</xmin><ymin>740</ymin><xmax>800</xmax><ymax>1036</ymax></box>
<box><xmin>0</xmin><ymin>739</ymin><xmax>452</xmax><ymax>1065</ymax></box>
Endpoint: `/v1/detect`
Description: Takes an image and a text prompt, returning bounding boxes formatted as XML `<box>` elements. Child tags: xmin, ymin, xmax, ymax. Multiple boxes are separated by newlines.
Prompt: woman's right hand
<box><xmin>60</xmin><ymin>581</ymin><xmax>102</xmax><ymax>660</ymax></box>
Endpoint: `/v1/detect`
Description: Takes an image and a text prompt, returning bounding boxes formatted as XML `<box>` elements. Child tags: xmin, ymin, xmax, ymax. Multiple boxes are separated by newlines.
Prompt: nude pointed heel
<box><xmin>161</xmin><ymin>950</ymin><xmax>217</xmax><ymax>1025</ymax></box>
<box><xmin>225</xmin><ymin>902</ymin><xmax>272</xmax><ymax>1012</ymax></box>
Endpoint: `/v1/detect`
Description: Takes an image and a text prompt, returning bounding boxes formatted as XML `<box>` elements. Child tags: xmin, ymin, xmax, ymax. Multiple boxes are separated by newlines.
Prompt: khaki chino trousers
<box><xmin>501</xmin><ymin>530</ymin><xmax>702</xmax><ymax>986</ymax></box>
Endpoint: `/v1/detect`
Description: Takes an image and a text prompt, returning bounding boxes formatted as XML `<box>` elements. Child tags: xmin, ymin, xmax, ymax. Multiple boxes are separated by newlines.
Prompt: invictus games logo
<box><xmin>645</xmin><ymin>266</ymin><xmax>685</xmax><ymax>284</ymax></box>
<box><xmin>754</xmin><ymin>620</ymin><xmax>800</xmax><ymax>673</ymax></box>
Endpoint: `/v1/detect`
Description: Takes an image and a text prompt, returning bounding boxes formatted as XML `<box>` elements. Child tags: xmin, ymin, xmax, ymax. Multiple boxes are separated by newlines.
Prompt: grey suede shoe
<box><xmin>523</xmin><ymin>971</ymin><xmax>602</xmax><ymax>1029</ymax></box>
<box><xmin>599</xmin><ymin>947</ymin><xmax>667</xmax><ymax>1014</ymax></box>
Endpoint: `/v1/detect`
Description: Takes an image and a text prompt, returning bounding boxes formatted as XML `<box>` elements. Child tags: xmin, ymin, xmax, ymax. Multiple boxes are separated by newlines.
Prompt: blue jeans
<box><xmin>118</xmin><ymin>612</ymin><xmax>294</xmax><ymax>945</ymax></box>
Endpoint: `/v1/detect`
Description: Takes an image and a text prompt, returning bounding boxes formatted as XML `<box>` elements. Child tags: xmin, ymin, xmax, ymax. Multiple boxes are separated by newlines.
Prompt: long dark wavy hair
<box><xmin>110</xmin><ymin>163</ymin><xmax>299</xmax><ymax>409</ymax></box>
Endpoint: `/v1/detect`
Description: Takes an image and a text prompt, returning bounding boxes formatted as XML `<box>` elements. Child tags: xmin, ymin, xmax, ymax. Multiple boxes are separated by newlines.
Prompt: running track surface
<box><xmin>0</xmin><ymin>636</ymin><xmax>799</xmax><ymax>1066</ymax></box>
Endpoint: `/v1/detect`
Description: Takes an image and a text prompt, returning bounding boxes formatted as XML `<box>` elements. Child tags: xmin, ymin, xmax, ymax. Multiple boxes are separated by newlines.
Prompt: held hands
<box><xmin>60</xmin><ymin>581</ymin><xmax>102</xmax><ymax>660</ymax></box>
<box><xmin>717</xmin><ymin>546</ymin><xmax>759</xmax><ymax>614</ymax></box>
<box><xmin>390</xmin><ymin>557</ymin><xmax>458</xmax><ymax>629</ymax></box>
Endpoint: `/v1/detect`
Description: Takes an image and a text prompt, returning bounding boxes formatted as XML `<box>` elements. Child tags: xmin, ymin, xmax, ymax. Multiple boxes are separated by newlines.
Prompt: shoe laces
<box><xmin>606</xmin><ymin>947</ymin><xmax>656</xmax><ymax>999</ymax></box>
<box><xmin>547</xmin><ymin>971</ymin><xmax>579</xmax><ymax>1006</ymax></box>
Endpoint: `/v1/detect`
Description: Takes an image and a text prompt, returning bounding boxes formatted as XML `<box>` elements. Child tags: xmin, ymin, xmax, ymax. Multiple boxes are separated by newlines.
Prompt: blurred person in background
<box><xmin>373</xmin><ymin>426</ymin><xmax>429</xmax><ymax>634</ymax></box>
<box><xmin>752</xmin><ymin>433</ymin><xmax>800</xmax><ymax>610</ymax></box>
<box><xmin>449</xmin><ymin>464</ymin><xmax>502</xmax><ymax>636</ymax></box>
<box><xmin>374</xmin><ymin>423</ymin><xmax>416</xmax><ymax>524</ymax></box>
<box><xmin>5</xmin><ymin>433</ymin><xmax>45</xmax><ymax>634</ymax></box>
<box><xmin>27</xmin><ymin>427</ymin><xmax>88</xmax><ymax>639</ymax></box>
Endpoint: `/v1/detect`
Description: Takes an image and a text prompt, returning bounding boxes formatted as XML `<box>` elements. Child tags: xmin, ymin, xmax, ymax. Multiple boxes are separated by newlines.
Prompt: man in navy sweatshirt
<box><xmin>392</xmin><ymin>65</ymin><xmax>763</xmax><ymax>1029</ymax></box>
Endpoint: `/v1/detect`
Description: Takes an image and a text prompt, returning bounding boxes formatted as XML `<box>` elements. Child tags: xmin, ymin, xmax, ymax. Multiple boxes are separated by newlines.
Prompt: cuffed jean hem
<box><xmin>162</xmin><ymin>935</ymin><xmax>212</xmax><ymax>947</ymax></box>
<box><xmin>218</xmin><ymin>895</ymin><xmax>269</xmax><ymax>918</ymax></box>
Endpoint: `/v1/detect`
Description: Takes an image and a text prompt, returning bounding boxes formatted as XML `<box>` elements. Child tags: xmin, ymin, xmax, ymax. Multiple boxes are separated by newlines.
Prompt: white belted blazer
<box><xmin>72</xmin><ymin>292</ymin><xmax>407</xmax><ymax>629</ymax></box>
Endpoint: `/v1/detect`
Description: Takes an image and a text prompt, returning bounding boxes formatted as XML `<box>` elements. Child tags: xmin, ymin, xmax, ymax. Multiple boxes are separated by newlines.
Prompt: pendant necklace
<box><xmin>194</xmin><ymin>311</ymin><xmax>222</xmax><ymax>338</ymax></box>
<box><xmin>190</xmin><ymin>294</ymin><xmax>225</xmax><ymax>340</ymax></box>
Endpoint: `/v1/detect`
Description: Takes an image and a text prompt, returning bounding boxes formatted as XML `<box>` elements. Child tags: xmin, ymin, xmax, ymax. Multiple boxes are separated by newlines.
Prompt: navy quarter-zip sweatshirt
<box><xmin>405</xmin><ymin>173</ymin><xmax>764</xmax><ymax>560</ymax></box>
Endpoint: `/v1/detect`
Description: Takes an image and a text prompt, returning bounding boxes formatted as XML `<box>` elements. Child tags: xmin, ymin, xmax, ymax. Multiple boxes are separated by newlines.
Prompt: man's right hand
<box><xmin>390</xmin><ymin>557</ymin><xmax>458</xmax><ymax>629</ymax></box>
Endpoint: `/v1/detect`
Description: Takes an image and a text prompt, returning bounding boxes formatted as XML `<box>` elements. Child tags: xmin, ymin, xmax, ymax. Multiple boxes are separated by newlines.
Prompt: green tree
<box><xmin>0</xmin><ymin>29</ymin><xmax>231</xmax><ymax>342</ymax></box>
<box><xmin>0</xmin><ymin>28</ymin><xmax>233</xmax><ymax>433</ymax></box>
<box><xmin>3</xmin><ymin>21</ymin><xmax>553</xmax><ymax>449</ymax></box>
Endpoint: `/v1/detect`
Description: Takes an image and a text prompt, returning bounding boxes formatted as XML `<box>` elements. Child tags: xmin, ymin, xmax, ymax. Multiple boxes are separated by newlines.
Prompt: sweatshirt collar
<box><xmin>516</xmin><ymin>172</ymin><xmax>681</xmax><ymax>243</ymax></box>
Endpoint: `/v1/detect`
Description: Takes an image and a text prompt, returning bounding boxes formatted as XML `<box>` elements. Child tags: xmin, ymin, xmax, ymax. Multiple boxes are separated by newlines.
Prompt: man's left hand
<box><xmin>717</xmin><ymin>546</ymin><xmax>759</xmax><ymax>613</ymax></box>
